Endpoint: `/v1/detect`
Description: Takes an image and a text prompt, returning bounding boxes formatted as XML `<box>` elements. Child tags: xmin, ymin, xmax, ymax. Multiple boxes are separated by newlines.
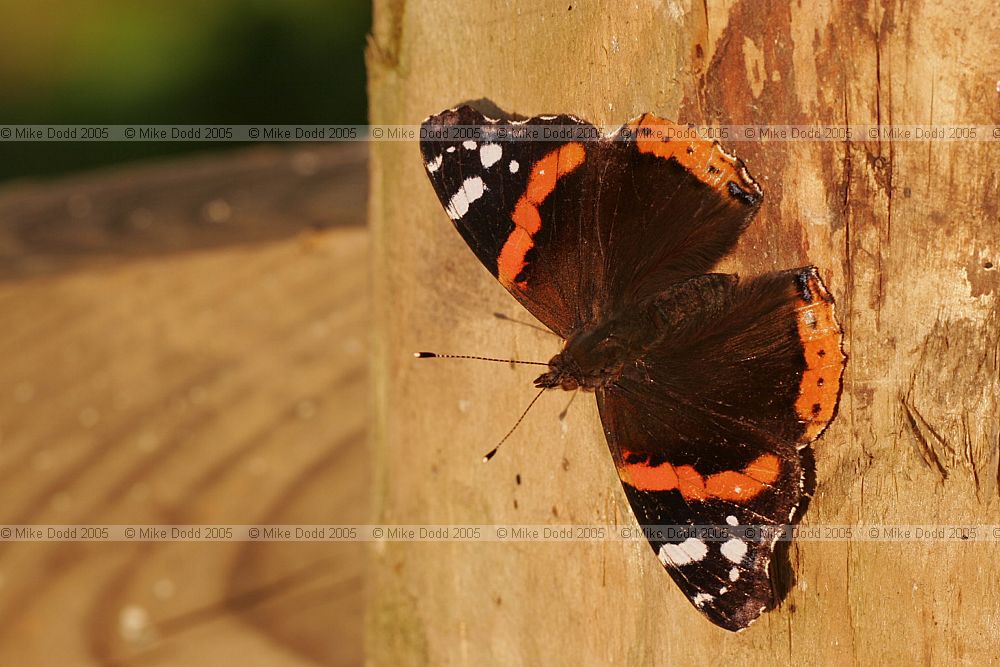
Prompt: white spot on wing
<box><xmin>658</xmin><ymin>538</ymin><xmax>708</xmax><ymax>566</ymax></box>
<box><xmin>659</xmin><ymin>544</ymin><xmax>687</xmax><ymax>566</ymax></box>
<box><xmin>446</xmin><ymin>177</ymin><xmax>486</xmax><ymax>220</ymax></box>
<box><xmin>692</xmin><ymin>593</ymin><xmax>713</xmax><ymax>607</ymax></box>
<box><xmin>721</xmin><ymin>538</ymin><xmax>748</xmax><ymax>564</ymax></box>
<box><xmin>729</xmin><ymin>567</ymin><xmax>740</xmax><ymax>582</ymax></box>
<box><xmin>426</xmin><ymin>154</ymin><xmax>443</xmax><ymax>173</ymax></box>
<box><xmin>509</xmin><ymin>160</ymin><xmax>520</xmax><ymax>174</ymax></box>
<box><xmin>479</xmin><ymin>143</ymin><xmax>502</xmax><ymax>168</ymax></box>
<box><xmin>680</xmin><ymin>538</ymin><xmax>708</xmax><ymax>562</ymax></box>
<box><xmin>462</xmin><ymin>140</ymin><xmax>477</xmax><ymax>150</ymax></box>
<box><xmin>726</xmin><ymin>515</ymin><xmax>738</xmax><ymax>526</ymax></box>
<box><xmin>446</xmin><ymin>146</ymin><xmax>456</xmax><ymax>153</ymax></box>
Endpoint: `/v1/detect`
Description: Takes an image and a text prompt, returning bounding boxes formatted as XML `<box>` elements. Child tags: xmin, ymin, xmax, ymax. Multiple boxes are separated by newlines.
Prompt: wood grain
<box><xmin>0</xmin><ymin>144</ymin><xmax>368</xmax><ymax>665</ymax></box>
<box><xmin>368</xmin><ymin>0</ymin><xmax>999</xmax><ymax>663</ymax></box>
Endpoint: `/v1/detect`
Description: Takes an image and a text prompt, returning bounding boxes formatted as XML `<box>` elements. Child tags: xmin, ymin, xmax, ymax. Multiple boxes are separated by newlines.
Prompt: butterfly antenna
<box><xmin>492</xmin><ymin>312</ymin><xmax>560</xmax><ymax>337</ymax></box>
<box><xmin>413</xmin><ymin>352</ymin><xmax>549</xmax><ymax>367</ymax></box>
<box><xmin>482</xmin><ymin>387</ymin><xmax>546</xmax><ymax>463</ymax></box>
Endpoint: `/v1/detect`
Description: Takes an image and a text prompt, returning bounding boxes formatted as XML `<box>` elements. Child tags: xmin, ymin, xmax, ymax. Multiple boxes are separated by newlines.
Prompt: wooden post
<box><xmin>368</xmin><ymin>1</ymin><xmax>999</xmax><ymax>663</ymax></box>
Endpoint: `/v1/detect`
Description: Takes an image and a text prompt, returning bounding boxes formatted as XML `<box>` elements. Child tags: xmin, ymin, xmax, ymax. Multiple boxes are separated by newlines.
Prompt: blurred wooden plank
<box><xmin>0</xmin><ymin>143</ymin><xmax>367</xmax><ymax>280</ymax></box>
<box><xmin>0</xmin><ymin>145</ymin><xmax>368</xmax><ymax>666</ymax></box>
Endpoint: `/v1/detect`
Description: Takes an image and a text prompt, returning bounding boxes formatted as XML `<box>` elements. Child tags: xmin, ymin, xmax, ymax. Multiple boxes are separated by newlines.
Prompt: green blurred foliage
<box><xmin>0</xmin><ymin>0</ymin><xmax>370</xmax><ymax>182</ymax></box>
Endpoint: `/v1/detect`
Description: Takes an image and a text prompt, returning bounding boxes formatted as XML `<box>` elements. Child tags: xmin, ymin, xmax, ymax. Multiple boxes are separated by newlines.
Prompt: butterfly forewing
<box><xmin>420</xmin><ymin>107</ymin><xmax>764</xmax><ymax>336</ymax></box>
<box><xmin>420</xmin><ymin>107</ymin><xmax>603</xmax><ymax>337</ymax></box>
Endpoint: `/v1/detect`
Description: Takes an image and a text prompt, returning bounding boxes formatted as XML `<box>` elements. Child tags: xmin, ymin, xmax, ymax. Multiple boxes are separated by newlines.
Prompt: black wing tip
<box><xmin>727</xmin><ymin>179</ymin><xmax>763</xmax><ymax>207</ymax></box>
<box><xmin>792</xmin><ymin>266</ymin><xmax>836</xmax><ymax>305</ymax></box>
<box><xmin>421</xmin><ymin>100</ymin><xmax>508</xmax><ymax>126</ymax></box>
<box><xmin>722</xmin><ymin>152</ymin><xmax>763</xmax><ymax>208</ymax></box>
<box><xmin>421</xmin><ymin>101</ymin><xmax>589</xmax><ymax>129</ymax></box>
<box><xmin>710</xmin><ymin>602</ymin><xmax>770</xmax><ymax>633</ymax></box>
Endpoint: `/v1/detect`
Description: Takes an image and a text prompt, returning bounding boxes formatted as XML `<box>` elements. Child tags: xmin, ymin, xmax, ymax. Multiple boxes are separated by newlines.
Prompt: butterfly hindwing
<box><xmin>597</xmin><ymin>267</ymin><xmax>844</xmax><ymax>630</ymax></box>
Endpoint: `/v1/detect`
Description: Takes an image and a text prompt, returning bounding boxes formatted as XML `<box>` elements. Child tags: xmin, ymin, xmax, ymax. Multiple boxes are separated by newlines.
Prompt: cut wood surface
<box><xmin>368</xmin><ymin>0</ymin><xmax>999</xmax><ymax>664</ymax></box>
<box><xmin>0</xmin><ymin>144</ymin><xmax>368</xmax><ymax>666</ymax></box>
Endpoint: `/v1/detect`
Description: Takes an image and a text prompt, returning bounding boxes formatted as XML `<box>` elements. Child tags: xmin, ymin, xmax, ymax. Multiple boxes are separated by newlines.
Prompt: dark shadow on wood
<box><xmin>770</xmin><ymin>445</ymin><xmax>818</xmax><ymax>608</ymax></box>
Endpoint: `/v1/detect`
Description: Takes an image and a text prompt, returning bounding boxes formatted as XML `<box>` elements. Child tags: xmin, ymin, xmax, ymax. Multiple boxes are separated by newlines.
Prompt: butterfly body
<box><xmin>419</xmin><ymin>104</ymin><xmax>845</xmax><ymax>631</ymax></box>
<box><xmin>535</xmin><ymin>307</ymin><xmax>650</xmax><ymax>391</ymax></box>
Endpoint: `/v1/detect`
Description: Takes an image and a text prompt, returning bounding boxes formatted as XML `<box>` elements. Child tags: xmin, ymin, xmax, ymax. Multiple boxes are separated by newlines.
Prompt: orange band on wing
<box><xmin>497</xmin><ymin>142</ymin><xmax>586</xmax><ymax>287</ymax></box>
<box><xmin>624</xmin><ymin>458</ymin><xmax>678</xmax><ymax>491</ymax></box>
<box><xmin>620</xmin><ymin>452</ymin><xmax>781</xmax><ymax>501</ymax></box>
<box><xmin>676</xmin><ymin>465</ymin><xmax>708</xmax><ymax>500</ymax></box>
<box><xmin>626</xmin><ymin>114</ymin><xmax>761</xmax><ymax>202</ymax></box>
<box><xmin>496</xmin><ymin>228</ymin><xmax>534</xmax><ymax>284</ymax></box>
<box><xmin>511</xmin><ymin>199</ymin><xmax>542</xmax><ymax>234</ymax></box>
<box><xmin>704</xmin><ymin>453</ymin><xmax>781</xmax><ymax>501</ymax></box>
<box><xmin>793</xmin><ymin>271</ymin><xmax>845</xmax><ymax>443</ymax></box>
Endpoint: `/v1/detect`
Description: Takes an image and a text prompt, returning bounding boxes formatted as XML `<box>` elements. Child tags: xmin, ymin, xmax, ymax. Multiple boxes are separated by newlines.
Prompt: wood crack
<box><xmin>901</xmin><ymin>395</ymin><xmax>949</xmax><ymax>480</ymax></box>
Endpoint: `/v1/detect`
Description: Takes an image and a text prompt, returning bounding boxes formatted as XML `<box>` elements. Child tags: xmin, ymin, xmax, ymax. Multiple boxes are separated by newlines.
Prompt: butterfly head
<box><xmin>534</xmin><ymin>320</ymin><xmax>633</xmax><ymax>392</ymax></box>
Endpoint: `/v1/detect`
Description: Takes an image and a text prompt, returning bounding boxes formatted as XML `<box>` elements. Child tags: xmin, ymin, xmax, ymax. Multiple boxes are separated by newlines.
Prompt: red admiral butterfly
<box><xmin>418</xmin><ymin>105</ymin><xmax>845</xmax><ymax>631</ymax></box>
